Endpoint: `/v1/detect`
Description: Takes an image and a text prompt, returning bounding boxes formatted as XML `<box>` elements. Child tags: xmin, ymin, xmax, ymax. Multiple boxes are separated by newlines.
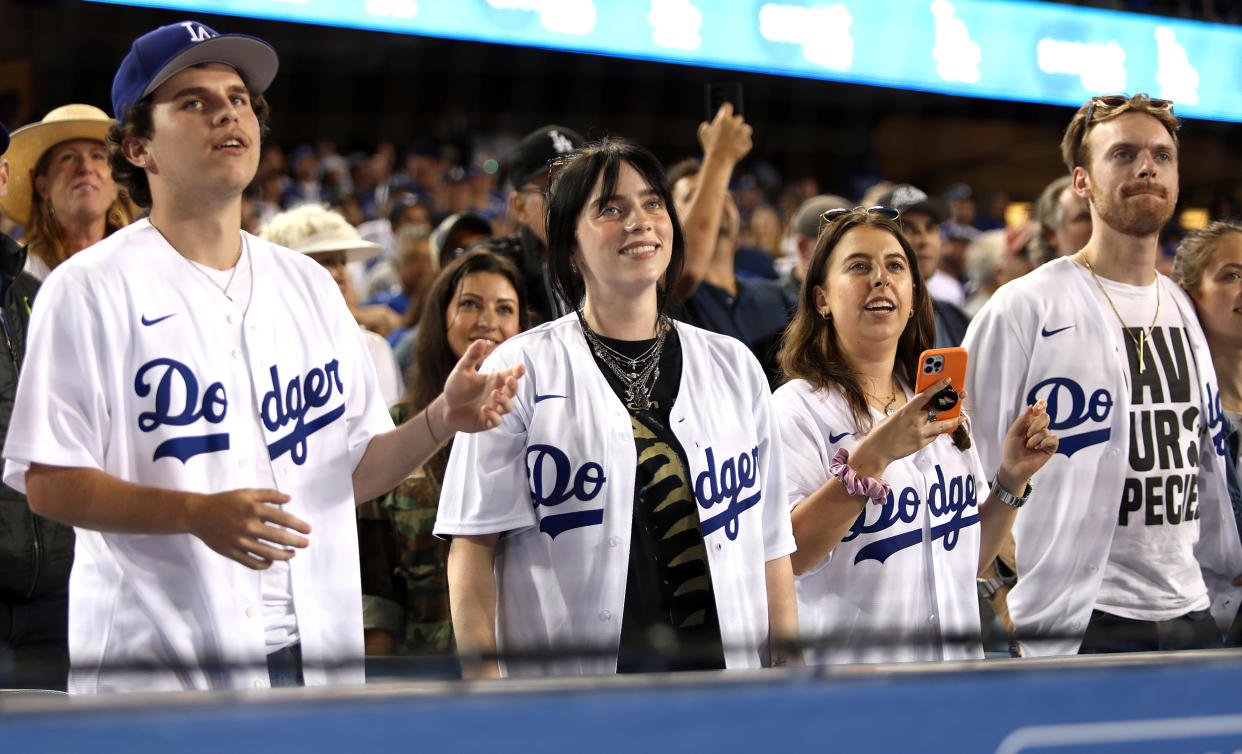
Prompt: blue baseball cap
<box><xmin>111</xmin><ymin>20</ymin><xmax>278</xmax><ymax>121</ymax></box>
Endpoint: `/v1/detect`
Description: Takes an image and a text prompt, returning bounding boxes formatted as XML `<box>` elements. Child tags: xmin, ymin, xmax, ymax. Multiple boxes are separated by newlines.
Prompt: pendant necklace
<box><xmin>578</xmin><ymin>309</ymin><xmax>668</xmax><ymax>412</ymax></box>
<box><xmin>1081</xmin><ymin>252</ymin><xmax>1160</xmax><ymax>374</ymax></box>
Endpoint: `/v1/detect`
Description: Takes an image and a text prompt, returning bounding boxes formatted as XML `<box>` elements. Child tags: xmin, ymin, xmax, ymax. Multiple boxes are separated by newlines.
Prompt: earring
<box><xmin>820</xmin><ymin>310</ymin><xmax>831</xmax><ymax>320</ymax></box>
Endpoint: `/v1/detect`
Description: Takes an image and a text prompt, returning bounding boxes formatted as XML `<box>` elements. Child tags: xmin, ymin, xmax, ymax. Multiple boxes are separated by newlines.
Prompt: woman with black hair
<box><xmin>774</xmin><ymin>207</ymin><xmax>1057</xmax><ymax>665</ymax></box>
<box><xmin>436</xmin><ymin>137</ymin><xmax>798</xmax><ymax>678</ymax></box>
<box><xmin>358</xmin><ymin>249</ymin><xmax>528</xmax><ymax>660</ymax></box>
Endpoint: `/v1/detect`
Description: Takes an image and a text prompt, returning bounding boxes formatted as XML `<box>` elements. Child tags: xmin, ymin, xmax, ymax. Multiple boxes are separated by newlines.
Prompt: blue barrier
<box><xmin>2</xmin><ymin>650</ymin><xmax>1240</xmax><ymax>752</ymax></box>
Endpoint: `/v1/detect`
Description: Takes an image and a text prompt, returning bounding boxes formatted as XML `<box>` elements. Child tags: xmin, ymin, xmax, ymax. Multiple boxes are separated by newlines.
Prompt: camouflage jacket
<box><xmin>358</xmin><ymin>403</ymin><xmax>453</xmax><ymax>655</ymax></box>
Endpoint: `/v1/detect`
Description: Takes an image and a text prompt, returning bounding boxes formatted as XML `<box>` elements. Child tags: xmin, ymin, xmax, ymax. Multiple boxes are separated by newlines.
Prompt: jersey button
<box><xmin>238</xmin><ymin>458</ymin><xmax>249</xmax><ymax>469</ymax></box>
<box><xmin>253</xmin><ymin>679</ymin><xmax>265</xmax><ymax>689</ymax></box>
<box><xmin>608</xmin><ymin>536</ymin><xmax>621</xmax><ymax>547</ymax></box>
<box><xmin>228</xmin><ymin>312</ymin><xmax>240</xmax><ymax>325</ymax></box>
<box><xmin>231</xmin><ymin>348</ymin><xmax>243</xmax><ymax>360</ymax></box>
<box><xmin>598</xmin><ymin>610</ymin><xmax>612</xmax><ymax>621</ymax></box>
<box><xmin>245</xmin><ymin>606</ymin><xmax>257</xmax><ymax>618</ymax></box>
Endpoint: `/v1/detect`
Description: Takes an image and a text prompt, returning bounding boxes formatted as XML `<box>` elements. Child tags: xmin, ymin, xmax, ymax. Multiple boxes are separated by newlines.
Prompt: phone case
<box><xmin>705</xmin><ymin>82</ymin><xmax>743</xmax><ymax>120</ymax></box>
<box><xmin>914</xmin><ymin>347</ymin><xmax>968</xmax><ymax>425</ymax></box>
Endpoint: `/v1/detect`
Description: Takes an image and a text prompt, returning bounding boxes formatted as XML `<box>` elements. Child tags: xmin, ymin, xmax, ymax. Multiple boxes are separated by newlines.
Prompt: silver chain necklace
<box><xmin>155</xmin><ymin>224</ymin><xmax>245</xmax><ymax>301</ymax></box>
<box><xmin>586</xmin><ymin>330</ymin><xmax>663</xmax><ymax>376</ymax></box>
<box><xmin>579</xmin><ymin>310</ymin><xmax>669</xmax><ymax>411</ymax></box>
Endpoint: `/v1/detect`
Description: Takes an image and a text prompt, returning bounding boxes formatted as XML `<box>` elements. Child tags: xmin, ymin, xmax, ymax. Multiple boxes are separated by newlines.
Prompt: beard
<box><xmin>1092</xmin><ymin>180</ymin><xmax>1176</xmax><ymax>237</ymax></box>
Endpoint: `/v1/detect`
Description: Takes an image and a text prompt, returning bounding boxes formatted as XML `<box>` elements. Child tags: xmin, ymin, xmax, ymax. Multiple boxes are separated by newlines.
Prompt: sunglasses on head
<box><xmin>821</xmin><ymin>205</ymin><xmax>900</xmax><ymax>224</ymax></box>
<box><xmin>1085</xmin><ymin>93</ymin><xmax>1174</xmax><ymax>125</ymax></box>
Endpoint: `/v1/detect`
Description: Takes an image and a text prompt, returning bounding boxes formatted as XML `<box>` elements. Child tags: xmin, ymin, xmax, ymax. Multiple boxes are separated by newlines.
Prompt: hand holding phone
<box><xmin>914</xmin><ymin>347</ymin><xmax>968</xmax><ymax>429</ymax></box>
<box><xmin>698</xmin><ymin>85</ymin><xmax>752</xmax><ymax>166</ymax></box>
<box><xmin>705</xmin><ymin>81</ymin><xmax>743</xmax><ymax>120</ymax></box>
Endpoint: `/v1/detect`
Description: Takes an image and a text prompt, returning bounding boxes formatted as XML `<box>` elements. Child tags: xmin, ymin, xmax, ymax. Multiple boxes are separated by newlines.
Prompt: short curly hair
<box><xmin>106</xmin><ymin>90</ymin><xmax>270</xmax><ymax>208</ymax></box>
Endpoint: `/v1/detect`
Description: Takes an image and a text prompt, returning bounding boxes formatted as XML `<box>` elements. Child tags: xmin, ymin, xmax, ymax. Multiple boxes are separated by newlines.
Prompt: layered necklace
<box><xmin>578</xmin><ymin>309</ymin><xmax>669</xmax><ymax>412</ymax></box>
<box><xmin>1080</xmin><ymin>252</ymin><xmax>1160</xmax><ymax>374</ymax></box>
<box><xmin>863</xmin><ymin>377</ymin><xmax>901</xmax><ymax>416</ymax></box>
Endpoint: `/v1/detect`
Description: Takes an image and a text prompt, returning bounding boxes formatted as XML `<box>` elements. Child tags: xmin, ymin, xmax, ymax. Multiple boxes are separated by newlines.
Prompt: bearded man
<box><xmin>962</xmin><ymin>94</ymin><xmax>1242</xmax><ymax>657</ymax></box>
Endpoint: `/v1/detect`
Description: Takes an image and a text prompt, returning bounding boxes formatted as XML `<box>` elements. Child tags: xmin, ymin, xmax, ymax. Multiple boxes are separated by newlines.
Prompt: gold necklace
<box><xmin>1080</xmin><ymin>252</ymin><xmax>1160</xmax><ymax>374</ymax></box>
<box><xmin>863</xmin><ymin>377</ymin><xmax>902</xmax><ymax>416</ymax></box>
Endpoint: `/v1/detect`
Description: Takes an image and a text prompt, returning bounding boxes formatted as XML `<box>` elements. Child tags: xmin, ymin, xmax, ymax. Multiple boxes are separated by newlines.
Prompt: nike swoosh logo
<box><xmin>828</xmin><ymin>431</ymin><xmax>851</xmax><ymax>443</ymax></box>
<box><xmin>534</xmin><ymin>393</ymin><xmax>566</xmax><ymax>403</ymax></box>
<box><xmin>141</xmin><ymin>313</ymin><xmax>177</xmax><ymax>326</ymax></box>
<box><xmin>1040</xmin><ymin>324</ymin><xmax>1074</xmax><ymax>337</ymax></box>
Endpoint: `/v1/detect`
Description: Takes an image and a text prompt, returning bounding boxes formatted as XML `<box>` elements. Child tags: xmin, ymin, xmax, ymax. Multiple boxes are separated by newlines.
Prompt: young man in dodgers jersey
<box><xmin>963</xmin><ymin>94</ymin><xmax>1242</xmax><ymax>656</ymax></box>
<box><xmin>1</xmin><ymin>20</ymin><xmax>521</xmax><ymax>693</ymax></box>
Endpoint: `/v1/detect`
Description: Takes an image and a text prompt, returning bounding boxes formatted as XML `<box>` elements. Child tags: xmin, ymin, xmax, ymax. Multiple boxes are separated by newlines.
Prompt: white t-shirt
<box><xmin>361</xmin><ymin>328</ymin><xmax>404</xmax><ymax>408</ymax></box>
<box><xmin>1085</xmin><ymin>271</ymin><xmax>1209</xmax><ymax>620</ymax></box>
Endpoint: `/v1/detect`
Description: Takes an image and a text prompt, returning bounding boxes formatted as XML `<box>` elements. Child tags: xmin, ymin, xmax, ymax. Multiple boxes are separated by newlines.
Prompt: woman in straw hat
<box><xmin>259</xmin><ymin>203</ymin><xmax>405</xmax><ymax>407</ymax></box>
<box><xmin>0</xmin><ymin>104</ymin><xmax>137</xmax><ymax>279</ymax></box>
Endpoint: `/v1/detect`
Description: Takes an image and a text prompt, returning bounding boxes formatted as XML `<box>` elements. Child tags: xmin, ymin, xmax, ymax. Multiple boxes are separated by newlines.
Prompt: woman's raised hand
<box><xmin>996</xmin><ymin>400</ymin><xmax>1058</xmax><ymax>495</ymax></box>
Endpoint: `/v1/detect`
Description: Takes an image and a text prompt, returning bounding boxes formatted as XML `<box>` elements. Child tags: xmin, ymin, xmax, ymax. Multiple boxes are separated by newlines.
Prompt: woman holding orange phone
<box><xmin>773</xmin><ymin>207</ymin><xmax>1058</xmax><ymax>665</ymax></box>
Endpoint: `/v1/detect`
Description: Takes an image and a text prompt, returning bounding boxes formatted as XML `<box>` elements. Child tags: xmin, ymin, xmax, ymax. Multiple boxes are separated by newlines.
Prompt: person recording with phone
<box><xmin>772</xmin><ymin>207</ymin><xmax>1057</xmax><ymax>665</ymax></box>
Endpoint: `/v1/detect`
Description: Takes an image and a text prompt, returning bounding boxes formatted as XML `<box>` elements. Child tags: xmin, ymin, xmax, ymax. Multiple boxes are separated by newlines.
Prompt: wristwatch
<box><xmin>990</xmin><ymin>476</ymin><xmax>1032</xmax><ymax>508</ymax></box>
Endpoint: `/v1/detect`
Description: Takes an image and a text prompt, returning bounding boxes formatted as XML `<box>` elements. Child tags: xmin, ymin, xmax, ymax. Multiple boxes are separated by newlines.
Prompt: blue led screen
<box><xmin>84</xmin><ymin>0</ymin><xmax>1242</xmax><ymax>122</ymax></box>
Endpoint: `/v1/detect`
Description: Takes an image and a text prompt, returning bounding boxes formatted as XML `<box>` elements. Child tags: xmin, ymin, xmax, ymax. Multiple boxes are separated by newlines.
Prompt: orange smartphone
<box><xmin>914</xmin><ymin>347</ymin><xmax>968</xmax><ymax>426</ymax></box>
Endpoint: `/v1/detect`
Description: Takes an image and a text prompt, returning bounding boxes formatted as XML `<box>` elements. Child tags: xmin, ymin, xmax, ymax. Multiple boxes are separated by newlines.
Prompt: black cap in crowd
<box><xmin>509</xmin><ymin>125</ymin><xmax>584</xmax><ymax>189</ymax></box>
<box><xmin>877</xmin><ymin>183</ymin><xmax>948</xmax><ymax>224</ymax></box>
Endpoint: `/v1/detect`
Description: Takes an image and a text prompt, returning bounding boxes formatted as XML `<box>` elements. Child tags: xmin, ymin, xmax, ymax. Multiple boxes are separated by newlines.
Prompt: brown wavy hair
<box><xmin>779</xmin><ymin>207</ymin><xmax>969</xmax><ymax>450</ymax></box>
<box><xmin>407</xmin><ymin>248</ymin><xmax>530</xmax><ymax>415</ymax></box>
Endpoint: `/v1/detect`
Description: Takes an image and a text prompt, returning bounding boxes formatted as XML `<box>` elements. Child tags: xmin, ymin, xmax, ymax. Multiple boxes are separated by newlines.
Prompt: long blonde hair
<box><xmin>24</xmin><ymin>147</ymin><xmax>138</xmax><ymax>270</ymax></box>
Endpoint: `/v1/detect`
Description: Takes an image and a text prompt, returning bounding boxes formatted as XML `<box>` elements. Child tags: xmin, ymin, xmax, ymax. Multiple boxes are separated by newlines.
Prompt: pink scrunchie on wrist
<box><xmin>828</xmin><ymin>448</ymin><xmax>890</xmax><ymax>506</ymax></box>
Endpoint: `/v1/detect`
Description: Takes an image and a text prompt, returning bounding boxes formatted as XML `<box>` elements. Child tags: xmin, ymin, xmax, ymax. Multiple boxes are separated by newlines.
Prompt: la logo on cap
<box><xmin>548</xmin><ymin>129</ymin><xmax>575</xmax><ymax>154</ymax></box>
<box><xmin>892</xmin><ymin>185</ymin><xmax>928</xmax><ymax>206</ymax></box>
<box><xmin>180</xmin><ymin>21</ymin><xmax>216</xmax><ymax>42</ymax></box>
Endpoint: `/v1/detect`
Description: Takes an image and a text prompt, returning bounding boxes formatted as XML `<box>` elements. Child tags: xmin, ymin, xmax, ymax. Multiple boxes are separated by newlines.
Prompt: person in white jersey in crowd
<box><xmin>773</xmin><ymin>206</ymin><xmax>1056</xmax><ymax>664</ymax></box>
<box><xmin>962</xmin><ymin>94</ymin><xmax>1242</xmax><ymax>656</ymax></box>
<box><xmin>436</xmin><ymin>138</ymin><xmax>799</xmax><ymax>678</ymax></box>
<box><xmin>1</xmin><ymin>19</ymin><xmax>521</xmax><ymax>692</ymax></box>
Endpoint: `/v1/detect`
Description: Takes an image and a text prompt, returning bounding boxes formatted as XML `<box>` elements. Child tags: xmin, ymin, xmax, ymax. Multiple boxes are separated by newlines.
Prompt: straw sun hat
<box><xmin>0</xmin><ymin>104</ymin><xmax>114</xmax><ymax>224</ymax></box>
<box><xmin>259</xmin><ymin>203</ymin><xmax>382</xmax><ymax>264</ymax></box>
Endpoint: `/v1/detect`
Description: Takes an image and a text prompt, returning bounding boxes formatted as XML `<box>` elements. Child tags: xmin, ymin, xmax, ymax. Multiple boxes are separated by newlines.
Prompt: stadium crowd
<box><xmin>0</xmin><ymin>16</ymin><xmax>1239</xmax><ymax>692</ymax></box>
